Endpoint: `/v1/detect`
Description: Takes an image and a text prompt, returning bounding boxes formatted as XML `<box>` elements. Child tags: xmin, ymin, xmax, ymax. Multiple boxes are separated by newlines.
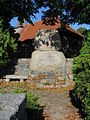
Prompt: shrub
<box><xmin>72</xmin><ymin>31</ymin><xmax>90</xmax><ymax>119</ymax></box>
<box><xmin>13</xmin><ymin>87</ymin><xmax>27</xmax><ymax>93</ymax></box>
<box><xmin>26</xmin><ymin>92</ymin><xmax>44</xmax><ymax>120</ymax></box>
<box><xmin>0</xmin><ymin>19</ymin><xmax>17</xmax><ymax>67</ymax></box>
<box><xmin>26</xmin><ymin>92</ymin><xmax>40</xmax><ymax>110</ymax></box>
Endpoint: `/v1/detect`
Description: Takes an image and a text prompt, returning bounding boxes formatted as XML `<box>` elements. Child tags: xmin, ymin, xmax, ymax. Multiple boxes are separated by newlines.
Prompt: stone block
<box><xmin>0</xmin><ymin>93</ymin><xmax>27</xmax><ymax>120</ymax></box>
<box><xmin>30</xmin><ymin>51</ymin><xmax>66</xmax><ymax>78</ymax></box>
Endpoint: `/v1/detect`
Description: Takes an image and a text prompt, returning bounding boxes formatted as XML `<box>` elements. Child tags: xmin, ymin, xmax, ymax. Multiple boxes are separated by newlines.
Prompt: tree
<box><xmin>0</xmin><ymin>0</ymin><xmax>44</xmax><ymax>27</ymax></box>
<box><xmin>0</xmin><ymin>0</ymin><xmax>44</xmax><ymax>68</ymax></box>
<box><xmin>0</xmin><ymin>20</ymin><xmax>17</xmax><ymax>67</ymax></box>
<box><xmin>42</xmin><ymin>0</ymin><xmax>90</xmax><ymax>25</ymax></box>
<box><xmin>77</xmin><ymin>27</ymin><xmax>88</xmax><ymax>36</ymax></box>
<box><xmin>0</xmin><ymin>0</ymin><xmax>89</xmax><ymax>26</ymax></box>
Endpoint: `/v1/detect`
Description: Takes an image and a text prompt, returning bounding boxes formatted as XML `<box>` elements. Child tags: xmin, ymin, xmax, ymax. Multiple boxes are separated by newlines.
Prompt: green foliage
<box><xmin>13</xmin><ymin>88</ymin><xmax>27</xmax><ymax>93</ymax></box>
<box><xmin>26</xmin><ymin>92</ymin><xmax>40</xmax><ymax>110</ymax></box>
<box><xmin>0</xmin><ymin>0</ymin><xmax>89</xmax><ymax>26</ymax></box>
<box><xmin>77</xmin><ymin>27</ymin><xmax>87</xmax><ymax>36</ymax></box>
<box><xmin>0</xmin><ymin>19</ymin><xmax>17</xmax><ymax>67</ymax></box>
<box><xmin>64</xmin><ymin>0</ymin><xmax>89</xmax><ymax>24</ymax></box>
<box><xmin>26</xmin><ymin>92</ymin><xmax>44</xmax><ymax>120</ymax></box>
<box><xmin>13</xmin><ymin>87</ymin><xmax>41</xmax><ymax>112</ymax></box>
<box><xmin>42</xmin><ymin>82</ymin><xmax>50</xmax><ymax>86</ymax></box>
<box><xmin>0</xmin><ymin>0</ymin><xmax>44</xmax><ymax>25</ymax></box>
<box><xmin>72</xmin><ymin>31</ymin><xmax>90</xmax><ymax>119</ymax></box>
<box><xmin>42</xmin><ymin>0</ymin><xmax>89</xmax><ymax>25</ymax></box>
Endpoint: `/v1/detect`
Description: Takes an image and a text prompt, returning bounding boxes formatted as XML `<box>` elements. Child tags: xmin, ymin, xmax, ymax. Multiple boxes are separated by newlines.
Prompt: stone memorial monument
<box><xmin>30</xmin><ymin>29</ymin><xmax>66</xmax><ymax>84</ymax></box>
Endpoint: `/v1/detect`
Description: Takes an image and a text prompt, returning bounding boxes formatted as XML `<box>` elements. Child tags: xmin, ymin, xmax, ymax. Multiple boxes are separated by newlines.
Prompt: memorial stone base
<box><xmin>30</xmin><ymin>50</ymin><xmax>66</xmax><ymax>85</ymax></box>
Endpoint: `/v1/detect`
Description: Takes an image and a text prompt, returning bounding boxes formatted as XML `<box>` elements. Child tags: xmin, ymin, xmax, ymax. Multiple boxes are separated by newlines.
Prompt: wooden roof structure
<box><xmin>19</xmin><ymin>20</ymin><xmax>84</xmax><ymax>42</ymax></box>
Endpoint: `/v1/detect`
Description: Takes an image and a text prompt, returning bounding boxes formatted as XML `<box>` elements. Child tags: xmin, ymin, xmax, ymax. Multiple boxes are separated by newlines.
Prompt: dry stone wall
<box><xmin>15</xmin><ymin>58</ymin><xmax>31</xmax><ymax>76</ymax></box>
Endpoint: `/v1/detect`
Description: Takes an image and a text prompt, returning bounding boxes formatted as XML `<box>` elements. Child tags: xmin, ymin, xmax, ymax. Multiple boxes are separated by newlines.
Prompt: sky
<box><xmin>10</xmin><ymin>7</ymin><xmax>90</xmax><ymax>30</ymax></box>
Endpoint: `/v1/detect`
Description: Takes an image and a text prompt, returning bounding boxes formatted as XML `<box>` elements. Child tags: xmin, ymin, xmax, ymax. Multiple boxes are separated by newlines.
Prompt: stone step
<box><xmin>14</xmin><ymin>58</ymin><xmax>31</xmax><ymax>76</ymax></box>
<box><xmin>15</xmin><ymin>67</ymin><xmax>29</xmax><ymax>76</ymax></box>
<box><xmin>17</xmin><ymin>58</ymin><xmax>31</xmax><ymax>65</ymax></box>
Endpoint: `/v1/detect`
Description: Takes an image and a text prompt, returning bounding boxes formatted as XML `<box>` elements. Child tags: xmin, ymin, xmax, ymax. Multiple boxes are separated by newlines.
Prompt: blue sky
<box><xmin>10</xmin><ymin>7</ymin><xmax>90</xmax><ymax>30</ymax></box>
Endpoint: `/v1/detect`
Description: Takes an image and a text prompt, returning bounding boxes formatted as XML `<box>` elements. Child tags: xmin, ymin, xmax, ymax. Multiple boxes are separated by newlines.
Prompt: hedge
<box><xmin>72</xmin><ymin>31</ymin><xmax>90</xmax><ymax>119</ymax></box>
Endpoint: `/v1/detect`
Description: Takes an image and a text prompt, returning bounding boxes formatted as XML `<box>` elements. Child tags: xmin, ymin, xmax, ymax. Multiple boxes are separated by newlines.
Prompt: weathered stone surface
<box><xmin>4</xmin><ymin>75</ymin><xmax>28</xmax><ymax>82</ymax></box>
<box><xmin>30</xmin><ymin>50</ymin><xmax>66</xmax><ymax>78</ymax></box>
<box><xmin>66</xmin><ymin>58</ymin><xmax>73</xmax><ymax>75</ymax></box>
<box><xmin>35</xmin><ymin>29</ymin><xmax>61</xmax><ymax>50</ymax></box>
<box><xmin>30</xmin><ymin>29</ymin><xmax>66</xmax><ymax>85</ymax></box>
<box><xmin>15</xmin><ymin>58</ymin><xmax>31</xmax><ymax>76</ymax></box>
<box><xmin>66</xmin><ymin>58</ymin><xmax>73</xmax><ymax>81</ymax></box>
<box><xmin>0</xmin><ymin>93</ymin><xmax>27</xmax><ymax>120</ymax></box>
<box><xmin>37</xmin><ymin>91</ymin><xmax>80</xmax><ymax>120</ymax></box>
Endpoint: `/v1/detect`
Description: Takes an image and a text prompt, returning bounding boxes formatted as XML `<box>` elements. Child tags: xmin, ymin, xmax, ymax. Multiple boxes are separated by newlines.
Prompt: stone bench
<box><xmin>4</xmin><ymin>75</ymin><xmax>28</xmax><ymax>82</ymax></box>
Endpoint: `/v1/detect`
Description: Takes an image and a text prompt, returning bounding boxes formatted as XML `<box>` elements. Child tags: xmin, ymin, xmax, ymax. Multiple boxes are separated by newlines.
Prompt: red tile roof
<box><xmin>19</xmin><ymin>20</ymin><xmax>84</xmax><ymax>42</ymax></box>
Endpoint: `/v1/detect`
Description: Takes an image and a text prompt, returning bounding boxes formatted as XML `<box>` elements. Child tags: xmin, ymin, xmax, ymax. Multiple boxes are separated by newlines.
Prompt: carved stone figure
<box><xmin>34</xmin><ymin>29</ymin><xmax>61</xmax><ymax>50</ymax></box>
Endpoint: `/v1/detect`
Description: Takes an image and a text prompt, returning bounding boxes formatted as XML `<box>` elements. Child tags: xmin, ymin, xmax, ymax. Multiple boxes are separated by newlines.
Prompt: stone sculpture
<box><xmin>34</xmin><ymin>29</ymin><xmax>61</xmax><ymax>50</ymax></box>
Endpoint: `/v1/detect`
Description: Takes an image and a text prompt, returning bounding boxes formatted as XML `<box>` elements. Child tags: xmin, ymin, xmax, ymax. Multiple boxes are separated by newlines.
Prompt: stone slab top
<box><xmin>0</xmin><ymin>93</ymin><xmax>26</xmax><ymax>120</ymax></box>
<box><xmin>4</xmin><ymin>75</ymin><xmax>27</xmax><ymax>79</ymax></box>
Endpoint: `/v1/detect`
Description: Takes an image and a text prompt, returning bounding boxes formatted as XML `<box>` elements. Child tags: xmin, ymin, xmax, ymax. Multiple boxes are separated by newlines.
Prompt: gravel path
<box><xmin>37</xmin><ymin>91</ymin><xmax>81</xmax><ymax>120</ymax></box>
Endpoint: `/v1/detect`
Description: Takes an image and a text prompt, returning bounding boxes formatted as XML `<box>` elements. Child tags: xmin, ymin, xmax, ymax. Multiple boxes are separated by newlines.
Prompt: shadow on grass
<box><xmin>10</xmin><ymin>96</ymin><xmax>44</xmax><ymax>120</ymax></box>
<box><xmin>69</xmin><ymin>90</ymin><xmax>85</xmax><ymax>119</ymax></box>
<box><xmin>26</xmin><ymin>92</ymin><xmax>45</xmax><ymax>120</ymax></box>
<box><xmin>26</xmin><ymin>106</ymin><xmax>44</xmax><ymax>120</ymax></box>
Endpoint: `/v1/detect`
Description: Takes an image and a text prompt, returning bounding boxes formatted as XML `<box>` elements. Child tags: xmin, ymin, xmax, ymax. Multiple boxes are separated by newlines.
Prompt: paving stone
<box><xmin>37</xmin><ymin>91</ymin><xmax>81</xmax><ymax>120</ymax></box>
